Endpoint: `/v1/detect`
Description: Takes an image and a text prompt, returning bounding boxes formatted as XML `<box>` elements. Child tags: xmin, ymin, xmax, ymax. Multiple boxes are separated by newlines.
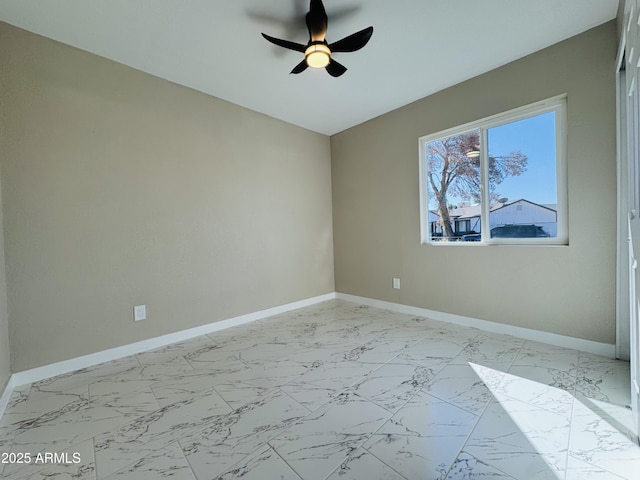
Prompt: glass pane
<box><xmin>425</xmin><ymin>129</ymin><xmax>481</xmax><ymax>242</ymax></box>
<box><xmin>487</xmin><ymin>112</ymin><xmax>557</xmax><ymax>239</ymax></box>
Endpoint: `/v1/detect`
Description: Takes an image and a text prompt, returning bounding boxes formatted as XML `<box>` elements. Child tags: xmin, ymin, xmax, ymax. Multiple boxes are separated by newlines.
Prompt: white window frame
<box><xmin>418</xmin><ymin>95</ymin><xmax>568</xmax><ymax>246</ymax></box>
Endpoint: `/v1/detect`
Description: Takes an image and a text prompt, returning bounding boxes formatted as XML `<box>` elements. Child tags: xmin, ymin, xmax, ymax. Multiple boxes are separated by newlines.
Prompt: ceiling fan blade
<box><xmin>325</xmin><ymin>58</ymin><xmax>347</xmax><ymax>77</ymax></box>
<box><xmin>306</xmin><ymin>0</ymin><xmax>328</xmax><ymax>41</ymax></box>
<box><xmin>329</xmin><ymin>26</ymin><xmax>373</xmax><ymax>53</ymax></box>
<box><xmin>290</xmin><ymin>59</ymin><xmax>309</xmax><ymax>75</ymax></box>
<box><xmin>261</xmin><ymin>33</ymin><xmax>306</xmax><ymax>53</ymax></box>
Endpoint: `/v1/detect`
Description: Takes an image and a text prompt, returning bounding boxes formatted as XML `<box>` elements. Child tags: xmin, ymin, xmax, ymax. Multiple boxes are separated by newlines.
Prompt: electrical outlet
<box><xmin>134</xmin><ymin>305</ymin><xmax>146</xmax><ymax>321</ymax></box>
<box><xmin>393</xmin><ymin>278</ymin><xmax>401</xmax><ymax>289</ymax></box>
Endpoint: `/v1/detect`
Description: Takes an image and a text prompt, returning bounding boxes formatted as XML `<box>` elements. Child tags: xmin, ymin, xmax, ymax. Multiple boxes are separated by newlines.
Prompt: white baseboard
<box><xmin>10</xmin><ymin>292</ymin><xmax>336</xmax><ymax>388</ymax></box>
<box><xmin>3</xmin><ymin>290</ymin><xmax>617</xmax><ymax>412</ymax></box>
<box><xmin>335</xmin><ymin>293</ymin><xmax>617</xmax><ymax>358</ymax></box>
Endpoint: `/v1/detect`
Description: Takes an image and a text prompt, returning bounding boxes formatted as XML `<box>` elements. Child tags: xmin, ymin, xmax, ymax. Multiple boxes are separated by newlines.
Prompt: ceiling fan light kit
<box><xmin>262</xmin><ymin>0</ymin><xmax>373</xmax><ymax>77</ymax></box>
<box><xmin>305</xmin><ymin>42</ymin><xmax>331</xmax><ymax>69</ymax></box>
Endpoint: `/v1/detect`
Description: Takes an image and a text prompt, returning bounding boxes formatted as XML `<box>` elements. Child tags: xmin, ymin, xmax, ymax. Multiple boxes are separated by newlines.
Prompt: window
<box><xmin>419</xmin><ymin>96</ymin><xmax>567</xmax><ymax>245</ymax></box>
<box><xmin>455</xmin><ymin>219</ymin><xmax>471</xmax><ymax>234</ymax></box>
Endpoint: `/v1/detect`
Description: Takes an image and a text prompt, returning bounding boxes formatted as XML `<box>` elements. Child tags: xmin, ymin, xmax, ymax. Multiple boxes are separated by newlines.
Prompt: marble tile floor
<box><xmin>0</xmin><ymin>300</ymin><xmax>638</xmax><ymax>479</ymax></box>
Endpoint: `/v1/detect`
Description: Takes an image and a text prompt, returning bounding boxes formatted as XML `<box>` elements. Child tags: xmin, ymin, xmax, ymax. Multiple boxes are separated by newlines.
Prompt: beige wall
<box><xmin>0</xmin><ymin>22</ymin><xmax>334</xmax><ymax>372</ymax></box>
<box><xmin>332</xmin><ymin>22</ymin><xmax>617</xmax><ymax>344</ymax></box>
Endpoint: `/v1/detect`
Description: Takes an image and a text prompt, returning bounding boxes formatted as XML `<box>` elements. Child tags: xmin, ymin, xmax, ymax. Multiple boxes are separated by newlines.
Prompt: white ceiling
<box><xmin>0</xmin><ymin>0</ymin><xmax>619</xmax><ymax>135</ymax></box>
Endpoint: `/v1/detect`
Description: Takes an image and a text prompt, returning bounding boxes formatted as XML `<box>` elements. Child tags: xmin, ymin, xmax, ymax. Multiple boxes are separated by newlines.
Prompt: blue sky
<box><xmin>487</xmin><ymin>111</ymin><xmax>557</xmax><ymax>205</ymax></box>
<box><xmin>427</xmin><ymin>110</ymin><xmax>557</xmax><ymax>209</ymax></box>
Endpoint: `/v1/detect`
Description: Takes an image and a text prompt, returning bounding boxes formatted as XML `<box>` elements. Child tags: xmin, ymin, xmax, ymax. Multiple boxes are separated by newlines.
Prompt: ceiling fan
<box><xmin>261</xmin><ymin>0</ymin><xmax>373</xmax><ymax>77</ymax></box>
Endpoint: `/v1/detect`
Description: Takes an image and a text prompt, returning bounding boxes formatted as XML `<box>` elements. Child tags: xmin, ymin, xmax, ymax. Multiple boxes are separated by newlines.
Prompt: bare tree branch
<box><xmin>425</xmin><ymin>131</ymin><xmax>528</xmax><ymax>239</ymax></box>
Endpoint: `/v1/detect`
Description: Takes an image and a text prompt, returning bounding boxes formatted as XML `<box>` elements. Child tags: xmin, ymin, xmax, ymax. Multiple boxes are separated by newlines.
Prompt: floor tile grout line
<box><xmin>312</xmin><ymin>420</ymin><xmax>397</xmax><ymax>480</ymax></box>
<box><xmin>563</xmin><ymin>391</ymin><xmax>579</xmax><ymax>480</ymax></box>
<box><xmin>333</xmin><ymin>384</ymin><xmax>418</xmax><ymax>479</ymax></box>
<box><xmin>92</xmin><ymin>390</ymin><xmax>238</xmax><ymax>479</ymax></box>
<box><xmin>441</xmin><ymin>339</ymin><xmax>627</xmax><ymax>480</ymax></box>
<box><xmin>89</xmin><ymin>436</ymin><xmax>100</xmax><ymax>480</ymax></box>
<box><xmin>270</xmin><ymin>443</ymin><xmax>304</xmax><ymax>480</ymax></box>
<box><xmin>180</xmin><ymin>404</ymin><xmax>308</xmax><ymax>480</ymax></box>
<box><xmin>276</xmin><ymin>387</ymin><xmax>314</xmax><ymax>417</ymax></box>
<box><xmin>180</xmin><ymin>436</ymin><xmax>204</xmax><ymax>480</ymax></box>
<box><xmin>437</xmin><ymin>355</ymin><xmax>514</xmax><ymax>480</ymax></box>
<box><xmin>565</xmin><ymin>451</ymin><xmax>629</xmax><ymax>480</ymax></box>
<box><xmin>256</xmin><ymin>327</ymin><xmax>415</xmax><ymax>478</ymax></box>
<box><xmin>360</xmin><ymin>442</ymin><xmax>411</xmax><ymax>480</ymax></box>
<box><xmin>445</xmin><ymin>449</ymin><xmax>519</xmax><ymax>480</ymax></box>
<box><xmin>209</xmin><ymin>384</ymin><xmax>236</xmax><ymax>413</ymax></box>
<box><xmin>435</xmin><ymin>400</ymin><xmax>484</xmax><ymax>480</ymax></box>
<box><xmin>176</xmin><ymin>439</ymin><xmax>200</xmax><ymax>480</ymax></box>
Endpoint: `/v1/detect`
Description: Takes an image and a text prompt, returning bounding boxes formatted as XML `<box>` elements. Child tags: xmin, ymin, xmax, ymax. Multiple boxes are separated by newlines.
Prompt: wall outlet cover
<box><xmin>134</xmin><ymin>305</ymin><xmax>146</xmax><ymax>321</ymax></box>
